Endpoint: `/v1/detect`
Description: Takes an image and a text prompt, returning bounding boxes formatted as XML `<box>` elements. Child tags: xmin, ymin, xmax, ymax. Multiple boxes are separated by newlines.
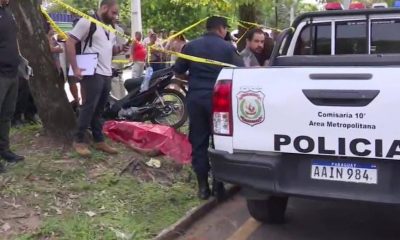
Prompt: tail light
<box><xmin>213</xmin><ymin>80</ymin><xmax>233</xmax><ymax>136</ymax></box>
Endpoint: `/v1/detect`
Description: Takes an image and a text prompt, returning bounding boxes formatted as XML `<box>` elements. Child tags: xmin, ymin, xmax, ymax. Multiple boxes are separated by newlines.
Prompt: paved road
<box><xmin>179</xmin><ymin>194</ymin><xmax>400</xmax><ymax>240</ymax></box>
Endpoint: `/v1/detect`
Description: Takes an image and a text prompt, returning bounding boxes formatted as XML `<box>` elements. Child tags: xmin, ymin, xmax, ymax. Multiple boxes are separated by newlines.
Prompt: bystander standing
<box><xmin>0</xmin><ymin>0</ymin><xmax>25</xmax><ymax>173</ymax></box>
<box><xmin>165</xmin><ymin>31</ymin><xmax>186</xmax><ymax>65</ymax></box>
<box><xmin>160</xmin><ymin>29</ymin><xmax>168</xmax><ymax>48</ymax></box>
<box><xmin>131</xmin><ymin>31</ymin><xmax>146</xmax><ymax>78</ymax></box>
<box><xmin>143</xmin><ymin>28</ymin><xmax>154</xmax><ymax>47</ymax></box>
<box><xmin>66</xmin><ymin>0</ymin><xmax>129</xmax><ymax>157</ymax></box>
<box><xmin>148</xmin><ymin>33</ymin><xmax>164</xmax><ymax>71</ymax></box>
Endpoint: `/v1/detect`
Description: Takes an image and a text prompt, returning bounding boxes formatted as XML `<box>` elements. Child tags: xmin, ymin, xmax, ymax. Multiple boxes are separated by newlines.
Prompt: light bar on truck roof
<box><xmin>324</xmin><ymin>2</ymin><xmax>344</xmax><ymax>10</ymax></box>
<box><xmin>349</xmin><ymin>2</ymin><xmax>366</xmax><ymax>9</ymax></box>
<box><xmin>372</xmin><ymin>2</ymin><xmax>388</xmax><ymax>8</ymax></box>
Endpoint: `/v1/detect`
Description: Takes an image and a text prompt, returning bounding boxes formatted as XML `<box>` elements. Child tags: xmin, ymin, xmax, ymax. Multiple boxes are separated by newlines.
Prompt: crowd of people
<box><xmin>130</xmin><ymin>27</ymin><xmax>275</xmax><ymax>70</ymax></box>
<box><xmin>0</xmin><ymin>0</ymin><xmax>276</xmax><ymax>200</ymax></box>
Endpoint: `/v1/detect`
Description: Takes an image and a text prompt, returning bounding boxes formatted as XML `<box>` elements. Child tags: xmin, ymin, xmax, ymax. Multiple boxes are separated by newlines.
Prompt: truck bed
<box><xmin>273</xmin><ymin>54</ymin><xmax>400</xmax><ymax>67</ymax></box>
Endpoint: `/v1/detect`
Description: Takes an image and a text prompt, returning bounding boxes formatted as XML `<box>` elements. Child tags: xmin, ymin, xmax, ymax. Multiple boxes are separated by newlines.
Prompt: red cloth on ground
<box><xmin>103</xmin><ymin>121</ymin><xmax>191</xmax><ymax>164</ymax></box>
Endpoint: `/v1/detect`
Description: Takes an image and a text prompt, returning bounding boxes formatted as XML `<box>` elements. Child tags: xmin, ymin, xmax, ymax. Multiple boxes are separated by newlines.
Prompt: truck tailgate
<box><xmin>231</xmin><ymin>67</ymin><xmax>400</xmax><ymax>160</ymax></box>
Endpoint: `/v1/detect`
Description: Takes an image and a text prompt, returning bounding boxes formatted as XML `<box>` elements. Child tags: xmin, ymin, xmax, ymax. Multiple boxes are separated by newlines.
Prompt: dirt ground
<box><xmin>0</xmin><ymin>124</ymin><xmax>199</xmax><ymax>240</ymax></box>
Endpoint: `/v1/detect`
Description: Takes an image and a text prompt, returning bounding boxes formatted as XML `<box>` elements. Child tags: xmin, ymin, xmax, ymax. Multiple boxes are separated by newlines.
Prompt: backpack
<box><xmin>73</xmin><ymin>18</ymin><xmax>97</xmax><ymax>55</ymax></box>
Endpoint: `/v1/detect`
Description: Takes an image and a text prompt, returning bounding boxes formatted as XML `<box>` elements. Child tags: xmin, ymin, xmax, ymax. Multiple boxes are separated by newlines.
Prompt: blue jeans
<box><xmin>150</xmin><ymin>63</ymin><xmax>164</xmax><ymax>72</ymax></box>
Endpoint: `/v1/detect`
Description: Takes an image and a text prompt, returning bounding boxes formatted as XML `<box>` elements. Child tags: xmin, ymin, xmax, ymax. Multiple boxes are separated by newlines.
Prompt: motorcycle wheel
<box><xmin>151</xmin><ymin>89</ymin><xmax>188</xmax><ymax>129</ymax></box>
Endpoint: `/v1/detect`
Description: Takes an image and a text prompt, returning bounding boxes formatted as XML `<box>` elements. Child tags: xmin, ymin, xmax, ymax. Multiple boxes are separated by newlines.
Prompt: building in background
<box><xmin>48</xmin><ymin>13</ymin><xmax>74</xmax><ymax>32</ymax></box>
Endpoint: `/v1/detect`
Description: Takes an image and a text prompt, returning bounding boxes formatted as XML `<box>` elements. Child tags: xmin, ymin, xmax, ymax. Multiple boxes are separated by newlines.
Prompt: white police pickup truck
<box><xmin>210</xmin><ymin>9</ymin><xmax>400</xmax><ymax>223</ymax></box>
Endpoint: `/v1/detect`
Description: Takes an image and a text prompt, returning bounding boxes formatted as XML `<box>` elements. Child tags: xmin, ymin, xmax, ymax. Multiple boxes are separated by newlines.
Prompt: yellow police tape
<box><xmin>112</xmin><ymin>59</ymin><xmax>131</xmax><ymax>64</ymax></box>
<box><xmin>236</xmin><ymin>28</ymin><xmax>249</xmax><ymax>45</ymax></box>
<box><xmin>41</xmin><ymin>6</ymin><xmax>69</xmax><ymax>41</ymax></box>
<box><xmin>161</xmin><ymin>17</ymin><xmax>209</xmax><ymax>45</ymax></box>
<box><xmin>112</xmin><ymin>59</ymin><xmax>174</xmax><ymax>64</ymax></box>
<box><xmin>50</xmin><ymin>0</ymin><xmax>133</xmax><ymax>43</ymax></box>
<box><xmin>47</xmin><ymin>0</ymin><xmax>282</xmax><ymax>68</ymax></box>
<box><xmin>236</xmin><ymin>18</ymin><xmax>282</xmax><ymax>32</ymax></box>
<box><xmin>147</xmin><ymin>45</ymin><xmax>151</xmax><ymax>65</ymax></box>
<box><xmin>238</xmin><ymin>19</ymin><xmax>264</xmax><ymax>28</ymax></box>
<box><xmin>156</xmin><ymin>16</ymin><xmax>243</xmax><ymax>67</ymax></box>
<box><xmin>151</xmin><ymin>46</ymin><xmax>237</xmax><ymax>68</ymax></box>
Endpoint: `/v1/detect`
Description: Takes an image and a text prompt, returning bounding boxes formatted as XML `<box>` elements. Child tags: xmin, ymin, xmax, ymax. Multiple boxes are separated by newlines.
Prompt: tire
<box><xmin>151</xmin><ymin>88</ymin><xmax>188</xmax><ymax>129</ymax></box>
<box><xmin>246</xmin><ymin>196</ymin><xmax>288</xmax><ymax>224</ymax></box>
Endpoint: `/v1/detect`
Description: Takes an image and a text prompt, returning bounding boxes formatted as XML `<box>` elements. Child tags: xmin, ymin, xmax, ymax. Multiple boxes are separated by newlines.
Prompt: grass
<box><xmin>0</xmin><ymin>124</ymin><xmax>200</xmax><ymax>240</ymax></box>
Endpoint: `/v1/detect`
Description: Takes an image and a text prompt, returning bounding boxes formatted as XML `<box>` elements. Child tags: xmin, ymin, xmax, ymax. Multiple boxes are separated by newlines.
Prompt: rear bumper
<box><xmin>209</xmin><ymin>149</ymin><xmax>400</xmax><ymax>204</ymax></box>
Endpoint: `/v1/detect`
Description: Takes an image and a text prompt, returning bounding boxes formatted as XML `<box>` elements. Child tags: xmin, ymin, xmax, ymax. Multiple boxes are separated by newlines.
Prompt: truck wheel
<box><xmin>246</xmin><ymin>196</ymin><xmax>288</xmax><ymax>224</ymax></box>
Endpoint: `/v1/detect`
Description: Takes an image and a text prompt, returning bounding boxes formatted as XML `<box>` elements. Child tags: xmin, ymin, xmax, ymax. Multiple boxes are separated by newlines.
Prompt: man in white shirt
<box><xmin>66</xmin><ymin>0</ymin><xmax>129</xmax><ymax>157</ymax></box>
<box><xmin>143</xmin><ymin>29</ymin><xmax>154</xmax><ymax>47</ymax></box>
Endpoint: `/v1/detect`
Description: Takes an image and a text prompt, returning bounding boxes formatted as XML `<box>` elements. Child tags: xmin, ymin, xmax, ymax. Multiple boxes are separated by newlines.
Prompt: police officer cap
<box><xmin>206</xmin><ymin>16</ymin><xmax>230</xmax><ymax>30</ymax></box>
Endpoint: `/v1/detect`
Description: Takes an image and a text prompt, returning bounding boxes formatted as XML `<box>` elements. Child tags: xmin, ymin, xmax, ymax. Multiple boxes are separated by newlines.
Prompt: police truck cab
<box><xmin>210</xmin><ymin>8</ymin><xmax>400</xmax><ymax>223</ymax></box>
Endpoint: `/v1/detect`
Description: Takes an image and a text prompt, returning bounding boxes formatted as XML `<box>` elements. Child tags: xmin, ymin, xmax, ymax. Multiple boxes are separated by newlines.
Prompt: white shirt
<box><xmin>143</xmin><ymin>37</ymin><xmax>151</xmax><ymax>47</ymax></box>
<box><xmin>143</xmin><ymin>37</ymin><xmax>162</xmax><ymax>48</ymax></box>
<box><xmin>70</xmin><ymin>18</ymin><xmax>116</xmax><ymax>76</ymax></box>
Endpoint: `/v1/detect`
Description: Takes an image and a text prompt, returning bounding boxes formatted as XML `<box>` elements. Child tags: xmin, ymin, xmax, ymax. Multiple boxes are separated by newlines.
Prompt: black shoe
<box><xmin>0</xmin><ymin>163</ymin><xmax>5</xmax><ymax>173</ymax></box>
<box><xmin>212</xmin><ymin>179</ymin><xmax>226</xmax><ymax>201</ymax></box>
<box><xmin>197</xmin><ymin>175</ymin><xmax>211</xmax><ymax>200</ymax></box>
<box><xmin>0</xmin><ymin>150</ymin><xmax>25</xmax><ymax>163</ymax></box>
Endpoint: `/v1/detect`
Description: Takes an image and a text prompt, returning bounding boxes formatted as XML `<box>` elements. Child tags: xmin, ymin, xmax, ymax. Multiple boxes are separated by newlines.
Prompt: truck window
<box><xmin>335</xmin><ymin>20</ymin><xmax>367</xmax><ymax>54</ymax></box>
<box><xmin>371</xmin><ymin>19</ymin><xmax>400</xmax><ymax>54</ymax></box>
<box><xmin>294</xmin><ymin>23</ymin><xmax>331</xmax><ymax>55</ymax></box>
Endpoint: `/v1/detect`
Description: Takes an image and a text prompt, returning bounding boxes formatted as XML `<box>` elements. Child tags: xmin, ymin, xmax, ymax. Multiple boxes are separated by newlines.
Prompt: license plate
<box><xmin>311</xmin><ymin>160</ymin><xmax>377</xmax><ymax>184</ymax></box>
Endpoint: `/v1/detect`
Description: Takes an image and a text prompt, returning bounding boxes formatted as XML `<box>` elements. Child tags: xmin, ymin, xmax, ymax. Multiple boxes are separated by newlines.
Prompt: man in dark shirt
<box><xmin>0</xmin><ymin>0</ymin><xmax>25</xmax><ymax>173</ymax></box>
<box><xmin>174</xmin><ymin>16</ymin><xmax>244</xmax><ymax>200</ymax></box>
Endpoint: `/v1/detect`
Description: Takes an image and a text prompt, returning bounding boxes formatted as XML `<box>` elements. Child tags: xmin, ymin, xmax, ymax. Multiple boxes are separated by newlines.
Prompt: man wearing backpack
<box><xmin>66</xmin><ymin>0</ymin><xmax>129</xmax><ymax>157</ymax></box>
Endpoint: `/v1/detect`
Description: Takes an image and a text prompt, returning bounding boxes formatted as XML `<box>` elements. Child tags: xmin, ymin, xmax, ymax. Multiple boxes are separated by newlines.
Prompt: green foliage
<box><xmin>141</xmin><ymin>0</ymin><xmax>318</xmax><ymax>33</ymax></box>
<box><xmin>47</xmin><ymin>0</ymin><xmax>235</xmax><ymax>38</ymax></box>
<box><xmin>298</xmin><ymin>2</ymin><xmax>319</xmax><ymax>14</ymax></box>
<box><xmin>138</xmin><ymin>0</ymin><xmax>235</xmax><ymax>38</ymax></box>
<box><xmin>46</xmin><ymin>0</ymin><xmax>319</xmax><ymax>36</ymax></box>
<box><xmin>72</xmin><ymin>0</ymin><xmax>98</xmax><ymax>13</ymax></box>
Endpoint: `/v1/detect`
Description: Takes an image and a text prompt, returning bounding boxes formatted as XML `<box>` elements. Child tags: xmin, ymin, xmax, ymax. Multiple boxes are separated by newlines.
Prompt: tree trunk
<box><xmin>275</xmin><ymin>0</ymin><xmax>279</xmax><ymax>28</ymax></box>
<box><xmin>238</xmin><ymin>3</ymin><xmax>257</xmax><ymax>52</ymax></box>
<box><xmin>9</xmin><ymin>0</ymin><xmax>77</xmax><ymax>142</ymax></box>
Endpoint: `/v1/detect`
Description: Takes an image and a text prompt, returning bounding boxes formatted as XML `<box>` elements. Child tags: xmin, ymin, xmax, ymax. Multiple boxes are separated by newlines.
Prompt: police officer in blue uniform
<box><xmin>174</xmin><ymin>16</ymin><xmax>244</xmax><ymax>200</ymax></box>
